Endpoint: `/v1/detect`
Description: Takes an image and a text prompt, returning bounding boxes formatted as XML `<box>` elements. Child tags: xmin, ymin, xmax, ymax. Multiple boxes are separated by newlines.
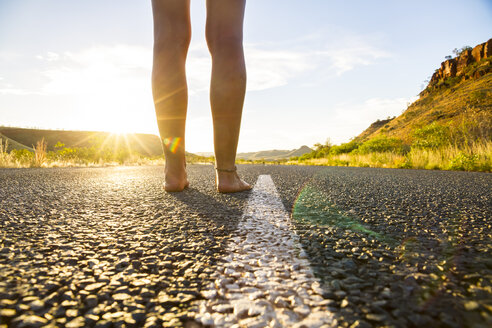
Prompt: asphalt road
<box><xmin>0</xmin><ymin>165</ymin><xmax>490</xmax><ymax>328</ymax></box>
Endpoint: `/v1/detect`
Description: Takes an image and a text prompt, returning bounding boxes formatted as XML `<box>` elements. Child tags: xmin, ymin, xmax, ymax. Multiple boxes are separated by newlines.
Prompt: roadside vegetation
<box><xmin>289</xmin><ymin>119</ymin><xmax>491</xmax><ymax>172</ymax></box>
<box><xmin>0</xmin><ymin>138</ymin><xmax>212</xmax><ymax>168</ymax></box>
<box><xmin>1</xmin><ymin>121</ymin><xmax>490</xmax><ymax>171</ymax></box>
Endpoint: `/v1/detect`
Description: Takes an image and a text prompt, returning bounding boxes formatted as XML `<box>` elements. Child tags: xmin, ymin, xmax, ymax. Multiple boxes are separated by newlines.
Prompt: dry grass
<box><xmin>289</xmin><ymin>140</ymin><xmax>491</xmax><ymax>172</ymax></box>
<box><xmin>33</xmin><ymin>138</ymin><xmax>47</xmax><ymax>167</ymax></box>
<box><xmin>408</xmin><ymin>141</ymin><xmax>491</xmax><ymax>171</ymax></box>
<box><xmin>0</xmin><ymin>139</ymin><xmax>14</xmax><ymax>167</ymax></box>
<box><xmin>289</xmin><ymin>153</ymin><xmax>406</xmax><ymax>169</ymax></box>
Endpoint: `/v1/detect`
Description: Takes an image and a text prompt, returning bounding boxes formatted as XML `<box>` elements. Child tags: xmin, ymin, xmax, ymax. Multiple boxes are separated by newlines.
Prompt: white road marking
<box><xmin>196</xmin><ymin>175</ymin><xmax>334</xmax><ymax>327</ymax></box>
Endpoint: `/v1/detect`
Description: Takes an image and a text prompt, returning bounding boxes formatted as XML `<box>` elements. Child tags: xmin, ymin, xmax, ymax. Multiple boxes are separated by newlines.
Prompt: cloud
<box><xmin>36</xmin><ymin>52</ymin><xmax>60</xmax><ymax>62</ymax></box>
<box><xmin>325</xmin><ymin>96</ymin><xmax>417</xmax><ymax>144</ymax></box>
<box><xmin>40</xmin><ymin>45</ymin><xmax>152</xmax><ymax>96</ymax></box>
<box><xmin>36</xmin><ymin>34</ymin><xmax>389</xmax><ymax>97</ymax></box>
<box><xmin>316</xmin><ymin>46</ymin><xmax>390</xmax><ymax>76</ymax></box>
<box><xmin>246</xmin><ymin>46</ymin><xmax>313</xmax><ymax>90</ymax></box>
<box><xmin>185</xmin><ymin>43</ymin><xmax>313</xmax><ymax>92</ymax></box>
<box><xmin>186</xmin><ymin>37</ymin><xmax>389</xmax><ymax>92</ymax></box>
<box><xmin>341</xmin><ymin>97</ymin><xmax>416</xmax><ymax>120</ymax></box>
<box><xmin>0</xmin><ymin>87</ymin><xmax>36</xmax><ymax>96</ymax></box>
<box><xmin>0</xmin><ymin>78</ymin><xmax>41</xmax><ymax>95</ymax></box>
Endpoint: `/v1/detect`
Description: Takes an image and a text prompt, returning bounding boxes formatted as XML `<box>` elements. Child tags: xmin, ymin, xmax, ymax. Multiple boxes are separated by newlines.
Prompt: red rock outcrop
<box><xmin>456</xmin><ymin>49</ymin><xmax>472</xmax><ymax>76</ymax></box>
<box><xmin>484</xmin><ymin>38</ymin><xmax>492</xmax><ymax>58</ymax></box>
<box><xmin>471</xmin><ymin>43</ymin><xmax>484</xmax><ymax>62</ymax></box>
<box><xmin>428</xmin><ymin>38</ymin><xmax>492</xmax><ymax>86</ymax></box>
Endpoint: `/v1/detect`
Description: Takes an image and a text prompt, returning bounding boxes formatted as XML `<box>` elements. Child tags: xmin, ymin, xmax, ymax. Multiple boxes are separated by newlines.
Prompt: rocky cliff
<box><xmin>426</xmin><ymin>38</ymin><xmax>492</xmax><ymax>91</ymax></box>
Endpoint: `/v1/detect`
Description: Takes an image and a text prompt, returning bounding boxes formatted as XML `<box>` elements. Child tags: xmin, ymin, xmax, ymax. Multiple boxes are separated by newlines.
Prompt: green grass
<box><xmin>288</xmin><ymin>140</ymin><xmax>491</xmax><ymax>172</ymax></box>
<box><xmin>292</xmin><ymin>114</ymin><xmax>492</xmax><ymax>172</ymax></box>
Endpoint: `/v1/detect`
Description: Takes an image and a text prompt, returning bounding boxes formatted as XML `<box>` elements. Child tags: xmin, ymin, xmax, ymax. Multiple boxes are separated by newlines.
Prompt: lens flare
<box><xmin>162</xmin><ymin>137</ymin><xmax>181</xmax><ymax>154</ymax></box>
<box><xmin>292</xmin><ymin>184</ymin><xmax>396</xmax><ymax>246</ymax></box>
<box><xmin>291</xmin><ymin>168</ymin><xmax>468</xmax><ymax>310</ymax></box>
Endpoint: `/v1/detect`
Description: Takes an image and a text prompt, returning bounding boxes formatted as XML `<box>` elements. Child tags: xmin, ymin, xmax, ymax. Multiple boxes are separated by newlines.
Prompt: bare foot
<box><xmin>164</xmin><ymin>159</ymin><xmax>189</xmax><ymax>192</ymax></box>
<box><xmin>215</xmin><ymin>168</ymin><xmax>252</xmax><ymax>193</ymax></box>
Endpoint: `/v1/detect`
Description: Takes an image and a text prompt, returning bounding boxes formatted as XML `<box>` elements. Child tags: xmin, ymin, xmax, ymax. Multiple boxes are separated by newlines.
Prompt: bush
<box><xmin>448</xmin><ymin>152</ymin><xmax>479</xmax><ymax>171</ymax></box>
<box><xmin>413</xmin><ymin>123</ymin><xmax>450</xmax><ymax>149</ymax></box>
<box><xmin>329</xmin><ymin>140</ymin><xmax>360</xmax><ymax>155</ymax></box>
<box><xmin>395</xmin><ymin>157</ymin><xmax>412</xmax><ymax>169</ymax></box>
<box><xmin>11</xmin><ymin>149</ymin><xmax>34</xmax><ymax>164</ymax></box>
<box><xmin>356</xmin><ymin>136</ymin><xmax>404</xmax><ymax>154</ymax></box>
<box><xmin>444</xmin><ymin>76</ymin><xmax>462</xmax><ymax>88</ymax></box>
<box><xmin>299</xmin><ymin>152</ymin><xmax>315</xmax><ymax>161</ymax></box>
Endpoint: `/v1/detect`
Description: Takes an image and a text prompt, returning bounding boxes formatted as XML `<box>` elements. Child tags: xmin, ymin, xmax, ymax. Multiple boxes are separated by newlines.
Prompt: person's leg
<box><xmin>206</xmin><ymin>0</ymin><xmax>251</xmax><ymax>193</ymax></box>
<box><xmin>151</xmin><ymin>0</ymin><xmax>191</xmax><ymax>191</ymax></box>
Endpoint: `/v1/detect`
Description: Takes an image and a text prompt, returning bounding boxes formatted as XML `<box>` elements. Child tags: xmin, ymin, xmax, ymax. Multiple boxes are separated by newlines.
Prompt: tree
<box><xmin>452</xmin><ymin>46</ymin><xmax>472</xmax><ymax>57</ymax></box>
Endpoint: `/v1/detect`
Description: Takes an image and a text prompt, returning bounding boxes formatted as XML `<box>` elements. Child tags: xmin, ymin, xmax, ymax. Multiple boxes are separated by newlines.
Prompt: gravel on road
<box><xmin>272</xmin><ymin>166</ymin><xmax>492</xmax><ymax>328</ymax></box>
<box><xmin>0</xmin><ymin>166</ymin><xmax>250</xmax><ymax>328</ymax></box>
<box><xmin>0</xmin><ymin>165</ymin><xmax>491</xmax><ymax>328</ymax></box>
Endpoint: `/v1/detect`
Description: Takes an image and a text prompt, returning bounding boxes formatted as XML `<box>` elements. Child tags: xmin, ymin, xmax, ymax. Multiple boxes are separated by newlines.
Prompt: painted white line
<box><xmin>196</xmin><ymin>175</ymin><xmax>333</xmax><ymax>327</ymax></box>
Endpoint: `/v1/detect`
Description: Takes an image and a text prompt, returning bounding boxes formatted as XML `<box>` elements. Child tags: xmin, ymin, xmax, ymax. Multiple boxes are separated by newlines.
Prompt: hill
<box><xmin>0</xmin><ymin>127</ymin><xmax>164</xmax><ymax>157</ymax></box>
<box><xmin>237</xmin><ymin>145</ymin><xmax>312</xmax><ymax>161</ymax></box>
<box><xmin>296</xmin><ymin>38</ymin><xmax>491</xmax><ymax>171</ymax></box>
<box><xmin>0</xmin><ymin>132</ymin><xmax>34</xmax><ymax>152</ymax></box>
<box><xmin>356</xmin><ymin>38</ymin><xmax>492</xmax><ymax>144</ymax></box>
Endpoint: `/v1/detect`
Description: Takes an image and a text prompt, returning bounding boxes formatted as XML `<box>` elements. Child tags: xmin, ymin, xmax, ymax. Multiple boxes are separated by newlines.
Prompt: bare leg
<box><xmin>206</xmin><ymin>0</ymin><xmax>251</xmax><ymax>193</ymax></box>
<box><xmin>151</xmin><ymin>0</ymin><xmax>191</xmax><ymax>191</ymax></box>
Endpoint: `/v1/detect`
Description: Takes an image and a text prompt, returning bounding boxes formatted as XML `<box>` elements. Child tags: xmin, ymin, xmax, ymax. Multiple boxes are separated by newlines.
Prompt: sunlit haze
<box><xmin>1</xmin><ymin>0</ymin><xmax>491</xmax><ymax>152</ymax></box>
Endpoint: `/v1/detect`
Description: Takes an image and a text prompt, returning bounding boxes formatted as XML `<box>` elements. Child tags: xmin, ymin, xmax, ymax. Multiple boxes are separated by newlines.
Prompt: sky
<box><xmin>1</xmin><ymin>0</ymin><xmax>491</xmax><ymax>153</ymax></box>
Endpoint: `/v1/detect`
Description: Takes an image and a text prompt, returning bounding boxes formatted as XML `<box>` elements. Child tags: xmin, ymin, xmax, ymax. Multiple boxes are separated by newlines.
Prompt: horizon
<box><xmin>0</xmin><ymin>125</ymin><xmax>314</xmax><ymax>154</ymax></box>
<box><xmin>1</xmin><ymin>0</ymin><xmax>491</xmax><ymax>152</ymax></box>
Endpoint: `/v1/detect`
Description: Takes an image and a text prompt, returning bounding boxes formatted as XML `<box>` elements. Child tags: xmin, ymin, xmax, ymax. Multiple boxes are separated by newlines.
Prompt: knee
<box><xmin>206</xmin><ymin>32</ymin><xmax>243</xmax><ymax>57</ymax></box>
<box><xmin>154</xmin><ymin>25</ymin><xmax>191</xmax><ymax>55</ymax></box>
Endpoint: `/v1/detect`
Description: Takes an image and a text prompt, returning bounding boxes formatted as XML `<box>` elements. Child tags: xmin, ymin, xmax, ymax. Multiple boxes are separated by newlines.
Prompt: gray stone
<box><xmin>12</xmin><ymin>315</ymin><xmax>48</xmax><ymax>328</ymax></box>
<box><xmin>85</xmin><ymin>295</ymin><xmax>98</xmax><ymax>308</ymax></box>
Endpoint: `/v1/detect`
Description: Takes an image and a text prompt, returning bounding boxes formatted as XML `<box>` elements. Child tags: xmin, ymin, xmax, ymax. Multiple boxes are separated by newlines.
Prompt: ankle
<box><xmin>215</xmin><ymin>165</ymin><xmax>237</xmax><ymax>173</ymax></box>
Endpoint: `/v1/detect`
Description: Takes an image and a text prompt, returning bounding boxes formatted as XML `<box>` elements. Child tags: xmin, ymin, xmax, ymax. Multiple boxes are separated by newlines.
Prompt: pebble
<box><xmin>113</xmin><ymin>293</ymin><xmax>132</xmax><ymax>301</ymax></box>
<box><xmin>85</xmin><ymin>282</ymin><xmax>106</xmax><ymax>292</ymax></box>
<box><xmin>85</xmin><ymin>295</ymin><xmax>98</xmax><ymax>308</ymax></box>
<box><xmin>12</xmin><ymin>314</ymin><xmax>48</xmax><ymax>328</ymax></box>
<box><xmin>464</xmin><ymin>301</ymin><xmax>479</xmax><ymax>311</ymax></box>
<box><xmin>66</xmin><ymin>316</ymin><xmax>85</xmax><ymax>328</ymax></box>
<box><xmin>366</xmin><ymin>313</ymin><xmax>386</xmax><ymax>322</ymax></box>
<box><xmin>0</xmin><ymin>308</ymin><xmax>16</xmax><ymax>318</ymax></box>
<box><xmin>349</xmin><ymin>320</ymin><xmax>372</xmax><ymax>328</ymax></box>
<box><xmin>233</xmin><ymin>300</ymin><xmax>253</xmax><ymax>318</ymax></box>
<box><xmin>28</xmin><ymin>300</ymin><xmax>45</xmax><ymax>312</ymax></box>
<box><xmin>213</xmin><ymin>304</ymin><xmax>233</xmax><ymax>313</ymax></box>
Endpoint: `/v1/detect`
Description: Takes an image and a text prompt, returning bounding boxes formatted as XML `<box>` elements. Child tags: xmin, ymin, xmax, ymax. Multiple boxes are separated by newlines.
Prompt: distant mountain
<box><xmin>0</xmin><ymin>127</ymin><xmax>164</xmax><ymax>157</ymax></box>
<box><xmin>237</xmin><ymin>145</ymin><xmax>312</xmax><ymax>161</ymax></box>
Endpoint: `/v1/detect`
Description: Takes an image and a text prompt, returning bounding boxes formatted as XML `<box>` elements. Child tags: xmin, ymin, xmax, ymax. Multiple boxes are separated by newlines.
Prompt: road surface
<box><xmin>0</xmin><ymin>165</ymin><xmax>490</xmax><ymax>327</ymax></box>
